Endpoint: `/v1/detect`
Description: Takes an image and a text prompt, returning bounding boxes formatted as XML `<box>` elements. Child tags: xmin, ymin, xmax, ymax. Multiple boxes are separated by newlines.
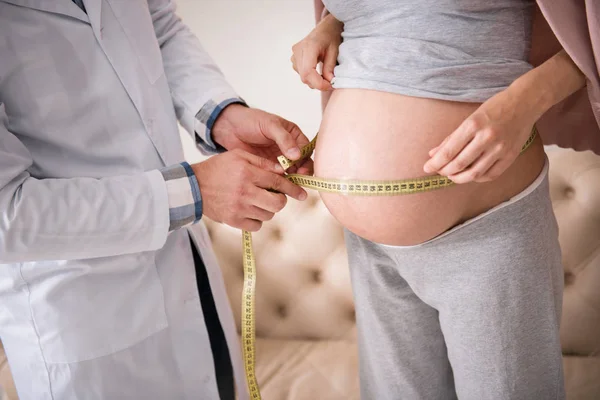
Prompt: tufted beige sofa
<box><xmin>206</xmin><ymin>147</ymin><xmax>600</xmax><ymax>400</ymax></box>
<box><xmin>0</xmin><ymin>148</ymin><xmax>599</xmax><ymax>399</ymax></box>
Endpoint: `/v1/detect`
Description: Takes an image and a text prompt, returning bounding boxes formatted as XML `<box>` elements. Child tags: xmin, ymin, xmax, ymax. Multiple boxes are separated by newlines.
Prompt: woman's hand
<box><xmin>423</xmin><ymin>50</ymin><xmax>586</xmax><ymax>184</ymax></box>
<box><xmin>422</xmin><ymin>88</ymin><xmax>538</xmax><ymax>184</ymax></box>
<box><xmin>291</xmin><ymin>13</ymin><xmax>343</xmax><ymax>91</ymax></box>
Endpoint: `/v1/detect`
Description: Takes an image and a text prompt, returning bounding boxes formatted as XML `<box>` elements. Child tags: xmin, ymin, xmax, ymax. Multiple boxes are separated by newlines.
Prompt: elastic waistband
<box><xmin>379</xmin><ymin>155</ymin><xmax>549</xmax><ymax>250</ymax></box>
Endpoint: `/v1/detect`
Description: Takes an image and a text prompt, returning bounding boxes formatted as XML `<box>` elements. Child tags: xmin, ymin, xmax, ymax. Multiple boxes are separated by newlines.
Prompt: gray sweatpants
<box><xmin>345</xmin><ymin>159</ymin><xmax>565</xmax><ymax>400</ymax></box>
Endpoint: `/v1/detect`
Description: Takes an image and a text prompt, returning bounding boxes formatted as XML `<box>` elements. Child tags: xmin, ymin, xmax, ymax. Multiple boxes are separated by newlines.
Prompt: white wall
<box><xmin>175</xmin><ymin>0</ymin><xmax>322</xmax><ymax>163</ymax></box>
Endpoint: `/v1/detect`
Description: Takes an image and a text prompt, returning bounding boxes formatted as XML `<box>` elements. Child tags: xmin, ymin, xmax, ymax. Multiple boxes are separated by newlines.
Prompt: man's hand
<box><xmin>212</xmin><ymin>104</ymin><xmax>313</xmax><ymax>175</ymax></box>
<box><xmin>192</xmin><ymin>149</ymin><xmax>307</xmax><ymax>232</ymax></box>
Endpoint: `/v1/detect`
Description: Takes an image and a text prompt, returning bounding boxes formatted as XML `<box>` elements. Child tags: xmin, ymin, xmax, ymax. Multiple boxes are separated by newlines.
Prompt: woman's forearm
<box><xmin>509</xmin><ymin>50</ymin><xmax>586</xmax><ymax>120</ymax></box>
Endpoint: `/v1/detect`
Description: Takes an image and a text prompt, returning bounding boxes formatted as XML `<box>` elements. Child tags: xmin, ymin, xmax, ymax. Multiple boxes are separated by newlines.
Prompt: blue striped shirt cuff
<box><xmin>160</xmin><ymin>162</ymin><xmax>202</xmax><ymax>231</ymax></box>
<box><xmin>194</xmin><ymin>95</ymin><xmax>247</xmax><ymax>154</ymax></box>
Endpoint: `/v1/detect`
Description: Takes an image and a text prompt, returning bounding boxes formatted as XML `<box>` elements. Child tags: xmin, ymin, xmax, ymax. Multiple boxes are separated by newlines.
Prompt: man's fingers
<box><xmin>424</xmin><ymin>121</ymin><xmax>477</xmax><ymax>173</ymax></box>
<box><xmin>296</xmin><ymin>165</ymin><xmax>313</xmax><ymax>175</ymax></box>
<box><xmin>238</xmin><ymin>151</ymin><xmax>307</xmax><ymax>200</ymax></box>
<box><xmin>285</xmin><ymin>156</ymin><xmax>314</xmax><ymax>175</ymax></box>
<box><xmin>252</xmin><ymin>167</ymin><xmax>307</xmax><ymax>201</ymax></box>
<box><xmin>290</xmin><ymin>123</ymin><xmax>310</xmax><ymax>146</ymax></box>
<box><xmin>238</xmin><ymin>219</ymin><xmax>262</xmax><ymax>232</ymax></box>
<box><xmin>245</xmin><ymin>205</ymin><xmax>275</xmax><ymax>222</ymax></box>
<box><xmin>240</xmin><ymin>150</ymin><xmax>284</xmax><ymax>174</ymax></box>
<box><xmin>295</xmin><ymin>158</ymin><xmax>314</xmax><ymax>175</ymax></box>
<box><xmin>261</xmin><ymin>119</ymin><xmax>302</xmax><ymax>160</ymax></box>
<box><xmin>280</xmin><ymin>118</ymin><xmax>310</xmax><ymax>149</ymax></box>
<box><xmin>247</xmin><ymin>186</ymin><xmax>288</xmax><ymax>213</ymax></box>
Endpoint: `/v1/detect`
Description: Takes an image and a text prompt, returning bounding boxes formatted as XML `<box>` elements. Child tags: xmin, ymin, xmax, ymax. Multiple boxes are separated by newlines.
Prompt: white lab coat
<box><xmin>0</xmin><ymin>1</ymin><xmax>248</xmax><ymax>399</ymax></box>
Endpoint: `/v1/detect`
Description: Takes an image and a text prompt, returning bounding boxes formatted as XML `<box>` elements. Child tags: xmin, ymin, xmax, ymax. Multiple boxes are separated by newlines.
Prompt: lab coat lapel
<box><xmin>0</xmin><ymin>0</ymin><xmax>89</xmax><ymax>23</ymax></box>
<box><xmin>82</xmin><ymin>0</ymin><xmax>103</xmax><ymax>39</ymax></box>
<box><xmin>93</xmin><ymin>0</ymin><xmax>170</xmax><ymax>165</ymax></box>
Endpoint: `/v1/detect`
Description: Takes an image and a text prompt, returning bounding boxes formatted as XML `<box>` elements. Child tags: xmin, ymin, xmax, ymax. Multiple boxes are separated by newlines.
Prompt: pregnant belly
<box><xmin>314</xmin><ymin>89</ymin><xmax>545</xmax><ymax>246</ymax></box>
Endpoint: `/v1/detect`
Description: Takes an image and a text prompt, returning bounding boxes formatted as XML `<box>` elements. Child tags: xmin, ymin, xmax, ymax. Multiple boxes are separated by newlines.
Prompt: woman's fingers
<box><xmin>292</xmin><ymin>33</ymin><xmax>334</xmax><ymax>91</ymax></box>
<box><xmin>437</xmin><ymin>134</ymin><xmax>486</xmax><ymax>177</ymax></box>
<box><xmin>446</xmin><ymin>147</ymin><xmax>503</xmax><ymax>184</ymax></box>
<box><xmin>322</xmin><ymin>46</ymin><xmax>338</xmax><ymax>83</ymax></box>
<box><xmin>423</xmin><ymin>120</ymin><xmax>477</xmax><ymax>173</ymax></box>
<box><xmin>474</xmin><ymin>157</ymin><xmax>514</xmax><ymax>183</ymax></box>
<box><xmin>238</xmin><ymin>218</ymin><xmax>262</xmax><ymax>232</ymax></box>
<box><xmin>294</xmin><ymin>46</ymin><xmax>330</xmax><ymax>90</ymax></box>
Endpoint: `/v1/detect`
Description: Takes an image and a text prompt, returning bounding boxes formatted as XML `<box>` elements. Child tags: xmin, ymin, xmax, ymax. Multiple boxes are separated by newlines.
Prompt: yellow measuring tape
<box><xmin>241</xmin><ymin>126</ymin><xmax>538</xmax><ymax>399</ymax></box>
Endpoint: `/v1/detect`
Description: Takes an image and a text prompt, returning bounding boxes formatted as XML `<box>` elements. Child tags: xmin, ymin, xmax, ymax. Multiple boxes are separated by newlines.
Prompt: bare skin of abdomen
<box><xmin>314</xmin><ymin>89</ymin><xmax>546</xmax><ymax>246</ymax></box>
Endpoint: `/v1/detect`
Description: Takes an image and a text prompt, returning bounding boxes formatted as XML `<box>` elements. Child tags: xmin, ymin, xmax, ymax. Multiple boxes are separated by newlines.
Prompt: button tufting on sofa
<box><xmin>564</xmin><ymin>271</ymin><xmax>576</xmax><ymax>286</ymax></box>
<box><xmin>0</xmin><ymin>149</ymin><xmax>598</xmax><ymax>399</ymax></box>
<box><xmin>311</xmin><ymin>269</ymin><xmax>322</xmax><ymax>284</ymax></box>
<box><xmin>270</xmin><ymin>226</ymin><xmax>283</xmax><ymax>241</ymax></box>
<box><xmin>276</xmin><ymin>304</ymin><xmax>288</xmax><ymax>319</ymax></box>
<box><xmin>208</xmin><ymin>147</ymin><xmax>600</xmax><ymax>399</ymax></box>
<box><xmin>564</xmin><ymin>186</ymin><xmax>575</xmax><ymax>199</ymax></box>
<box><xmin>348</xmin><ymin>309</ymin><xmax>356</xmax><ymax>323</ymax></box>
<box><xmin>307</xmin><ymin>195</ymin><xmax>320</xmax><ymax>208</ymax></box>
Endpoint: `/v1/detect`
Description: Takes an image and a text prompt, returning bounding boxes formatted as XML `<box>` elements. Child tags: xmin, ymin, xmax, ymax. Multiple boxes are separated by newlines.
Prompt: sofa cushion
<box><xmin>548</xmin><ymin>149</ymin><xmax>600</xmax><ymax>357</ymax></box>
<box><xmin>254</xmin><ymin>337</ymin><xmax>359</xmax><ymax>400</ymax></box>
<box><xmin>206</xmin><ymin>193</ymin><xmax>356</xmax><ymax>341</ymax></box>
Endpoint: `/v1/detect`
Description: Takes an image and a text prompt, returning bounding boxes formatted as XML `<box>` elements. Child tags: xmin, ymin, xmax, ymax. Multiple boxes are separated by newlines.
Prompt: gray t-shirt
<box><xmin>323</xmin><ymin>0</ymin><xmax>534</xmax><ymax>102</ymax></box>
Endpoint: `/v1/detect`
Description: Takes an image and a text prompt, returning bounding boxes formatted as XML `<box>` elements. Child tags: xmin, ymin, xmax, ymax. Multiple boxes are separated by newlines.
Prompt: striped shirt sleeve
<box><xmin>160</xmin><ymin>162</ymin><xmax>202</xmax><ymax>231</ymax></box>
<box><xmin>194</xmin><ymin>94</ymin><xmax>247</xmax><ymax>154</ymax></box>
